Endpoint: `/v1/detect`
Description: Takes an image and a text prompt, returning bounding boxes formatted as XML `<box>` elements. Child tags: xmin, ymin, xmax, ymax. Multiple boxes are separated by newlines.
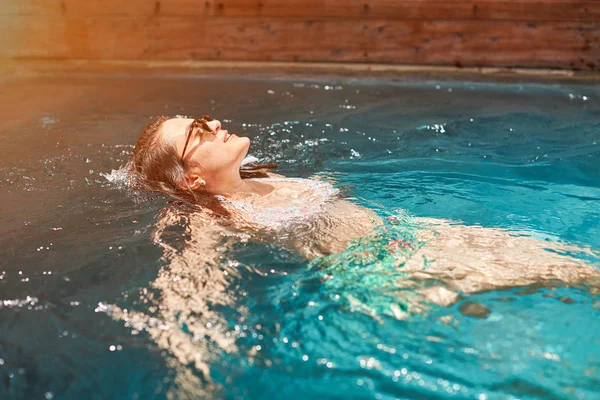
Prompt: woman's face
<box><xmin>161</xmin><ymin>117</ymin><xmax>250</xmax><ymax>175</ymax></box>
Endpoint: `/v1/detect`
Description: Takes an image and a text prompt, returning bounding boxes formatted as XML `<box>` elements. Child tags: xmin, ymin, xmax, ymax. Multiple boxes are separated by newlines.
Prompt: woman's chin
<box><xmin>236</xmin><ymin>136</ymin><xmax>251</xmax><ymax>165</ymax></box>
<box><xmin>239</xmin><ymin>136</ymin><xmax>251</xmax><ymax>152</ymax></box>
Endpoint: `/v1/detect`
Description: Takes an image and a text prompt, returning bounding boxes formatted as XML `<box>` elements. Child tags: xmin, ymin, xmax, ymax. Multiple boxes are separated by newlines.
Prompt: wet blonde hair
<box><xmin>129</xmin><ymin>116</ymin><xmax>276</xmax><ymax>215</ymax></box>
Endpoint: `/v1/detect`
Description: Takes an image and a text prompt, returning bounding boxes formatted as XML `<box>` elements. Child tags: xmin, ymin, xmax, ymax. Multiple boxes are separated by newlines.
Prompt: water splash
<box><xmin>100</xmin><ymin>165</ymin><xmax>130</xmax><ymax>186</ymax></box>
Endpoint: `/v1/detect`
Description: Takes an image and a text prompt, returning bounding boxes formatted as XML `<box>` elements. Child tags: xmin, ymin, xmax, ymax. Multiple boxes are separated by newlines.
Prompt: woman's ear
<box><xmin>179</xmin><ymin>174</ymin><xmax>206</xmax><ymax>191</ymax></box>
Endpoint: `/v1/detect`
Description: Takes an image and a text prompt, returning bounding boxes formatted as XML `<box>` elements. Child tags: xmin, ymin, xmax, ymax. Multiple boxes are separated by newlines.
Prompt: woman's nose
<box><xmin>206</xmin><ymin>120</ymin><xmax>221</xmax><ymax>133</ymax></box>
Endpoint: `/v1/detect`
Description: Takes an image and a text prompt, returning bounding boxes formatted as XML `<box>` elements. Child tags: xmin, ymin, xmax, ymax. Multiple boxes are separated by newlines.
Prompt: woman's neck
<box><xmin>209</xmin><ymin>172</ymin><xmax>274</xmax><ymax>198</ymax></box>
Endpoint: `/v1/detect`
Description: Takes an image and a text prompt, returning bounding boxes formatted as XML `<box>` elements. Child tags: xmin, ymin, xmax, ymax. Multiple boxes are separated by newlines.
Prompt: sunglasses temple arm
<box><xmin>180</xmin><ymin>131</ymin><xmax>192</xmax><ymax>162</ymax></box>
<box><xmin>180</xmin><ymin>117</ymin><xmax>213</xmax><ymax>162</ymax></box>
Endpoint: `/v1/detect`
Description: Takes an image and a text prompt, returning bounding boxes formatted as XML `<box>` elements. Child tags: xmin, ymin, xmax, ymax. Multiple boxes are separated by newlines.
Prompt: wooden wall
<box><xmin>1</xmin><ymin>0</ymin><xmax>599</xmax><ymax>70</ymax></box>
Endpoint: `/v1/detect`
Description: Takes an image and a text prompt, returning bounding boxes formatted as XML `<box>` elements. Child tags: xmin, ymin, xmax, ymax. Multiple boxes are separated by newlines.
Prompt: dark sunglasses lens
<box><xmin>201</xmin><ymin>122</ymin><xmax>212</xmax><ymax>132</ymax></box>
<box><xmin>202</xmin><ymin>115</ymin><xmax>214</xmax><ymax>122</ymax></box>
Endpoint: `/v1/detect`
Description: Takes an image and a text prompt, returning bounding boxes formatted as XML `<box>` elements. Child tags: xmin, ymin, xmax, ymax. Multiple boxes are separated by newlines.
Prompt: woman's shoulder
<box><xmin>250</xmin><ymin>176</ymin><xmax>338</xmax><ymax>197</ymax></box>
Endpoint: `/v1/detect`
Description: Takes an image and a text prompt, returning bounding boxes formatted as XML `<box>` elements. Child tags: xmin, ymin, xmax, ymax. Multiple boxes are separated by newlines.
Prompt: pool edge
<box><xmin>2</xmin><ymin>59</ymin><xmax>600</xmax><ymax>84</ymax></box>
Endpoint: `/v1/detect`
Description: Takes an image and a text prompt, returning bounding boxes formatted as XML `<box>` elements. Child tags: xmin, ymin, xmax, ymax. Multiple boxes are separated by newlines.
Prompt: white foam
<box><xmin>241</xmin><ymin>155</ymin><xmax>260</xmax><ymax>166</ymax></box>
<box><xmin>100</xmin><ymin>165</ymin><xmax>130</xmax><ymax>187</ymax></box>
<box><xmin>40</xmin><ymin>115</ymin><xmax>59</xmax><ymax>129</ymax></box>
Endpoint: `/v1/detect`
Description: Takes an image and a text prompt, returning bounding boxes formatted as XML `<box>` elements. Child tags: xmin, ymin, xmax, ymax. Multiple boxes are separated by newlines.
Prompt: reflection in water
<box><xmin>100</xmin><ymin>196</ymin><xmax>599</xmax><ymax>396</ymax></box>
<box><xmin>102</xmin><ymin>208</ymin><xmax>242</xmax><ymax>397</ymax></box>
<box><xmin>2</xmin><ymin>74</ymin><xmax>599</xmax><ymax>399</ymax></box>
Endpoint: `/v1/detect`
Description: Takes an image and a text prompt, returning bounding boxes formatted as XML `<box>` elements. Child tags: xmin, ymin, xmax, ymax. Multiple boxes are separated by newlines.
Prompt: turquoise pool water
<box><xmin>0</xmin><ymin>74</ymin><xmax>598</xmax><ymax>399</ymax></box>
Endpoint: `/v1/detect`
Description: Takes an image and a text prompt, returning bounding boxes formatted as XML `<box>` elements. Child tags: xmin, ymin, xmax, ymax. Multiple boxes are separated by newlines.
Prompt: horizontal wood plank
<box><xmin>1</xmin><ymin>0</ymin><xmax>599</xmax><ymax>22</ymax></box>
<box><xmin>2</xmin><ymin>16</ymin><xmax>598</xmax><ymax>69</ymax></box>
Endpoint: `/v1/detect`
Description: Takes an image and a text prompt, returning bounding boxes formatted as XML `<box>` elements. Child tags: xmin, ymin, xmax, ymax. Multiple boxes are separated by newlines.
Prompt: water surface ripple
<box><xmin>0</xmin><ymin>75</ymin><xmax>598</xmax><ymax>399</ymax></box>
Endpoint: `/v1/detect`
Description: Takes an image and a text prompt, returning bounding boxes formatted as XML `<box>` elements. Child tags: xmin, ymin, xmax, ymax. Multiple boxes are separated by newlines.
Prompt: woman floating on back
<box><xmin>129</xmin><ymin>114</ymin><xmax>598</xmax><ymax>296</ymax></box>
<box><xmin>109</xmin><ymin>115</ymin><xmax>598</xmax><ymax>393</ymax></box>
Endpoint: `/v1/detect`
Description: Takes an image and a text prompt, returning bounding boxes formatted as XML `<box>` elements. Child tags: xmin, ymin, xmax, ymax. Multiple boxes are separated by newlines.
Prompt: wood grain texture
<box><xmin>2</xmin><ymin>16</ymin><xmax>598</xmax><ymax>69</ymax></box>
<box><xmin>2</xmin><ymin>0</ymin><xmax>599</xmax><ymax>22</ymax></box>
<box><xmin>0</xmin><ymin>1</ymin><xmax>599</xmax><ymax>69</ymax></box>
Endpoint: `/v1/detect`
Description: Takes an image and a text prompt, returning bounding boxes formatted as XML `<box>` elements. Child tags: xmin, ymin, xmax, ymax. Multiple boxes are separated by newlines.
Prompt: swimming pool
<box><xmin>0</xmin><ymin>71</ymin><xmax>598</xmax><ymax>399</ymax></box>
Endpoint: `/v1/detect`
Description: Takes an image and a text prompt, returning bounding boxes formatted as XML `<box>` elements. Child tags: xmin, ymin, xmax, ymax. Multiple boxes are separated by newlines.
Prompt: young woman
<box><xmin>129</xmin><ymin>115</ymin><xmax>384</xmax><ymax>257</ymax></box>
<box><xmin>129</xmin><ymin>115</ymin><xmax>598</xmax><ymax>295</ymax></box>
<box><xmin>111</xmin><ymin>115</ymin><xmax>598</xmax><ymax>394</ymax></box>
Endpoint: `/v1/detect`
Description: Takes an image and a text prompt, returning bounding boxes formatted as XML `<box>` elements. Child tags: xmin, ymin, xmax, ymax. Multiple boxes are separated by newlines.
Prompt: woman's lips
<box><xmin>224</xmin><ymin>132</ymin><xmax>235</xmax><ymax>142</ymax></box>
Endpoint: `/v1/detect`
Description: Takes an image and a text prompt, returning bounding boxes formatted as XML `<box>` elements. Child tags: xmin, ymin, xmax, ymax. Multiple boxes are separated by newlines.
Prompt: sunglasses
<box><xmin>180</xmin><ymin>115</ymin><xmax>215</xmax><ymax>163</ymax></box>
